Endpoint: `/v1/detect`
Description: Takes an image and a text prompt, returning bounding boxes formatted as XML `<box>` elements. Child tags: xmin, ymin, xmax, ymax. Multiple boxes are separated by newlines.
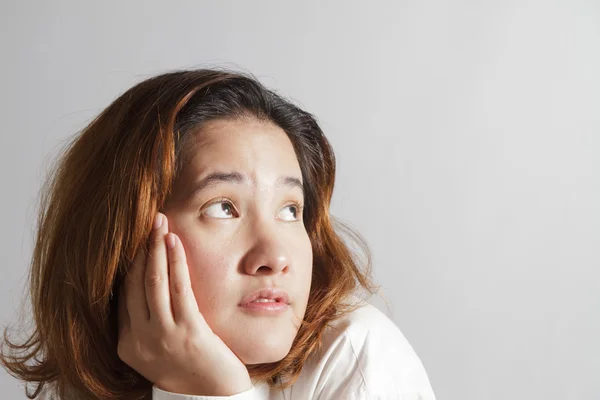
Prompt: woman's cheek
<box><xmin>185</xmin><ymin>243</ymin><xmax>229</xmax><ymax>284</ymax></box>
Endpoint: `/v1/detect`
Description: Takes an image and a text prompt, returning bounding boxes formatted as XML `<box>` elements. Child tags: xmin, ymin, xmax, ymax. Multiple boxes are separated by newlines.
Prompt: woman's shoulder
<box><xmin>293</xmin><ymin>298</ymin><xmax>436</xmax><ymax>399</ymax></box>
<box><xmin>327</xmin><ymin>298</ymin><xmax>433</xmax><ymax>377</ymax></box>
<box><xmin>329</xmin><ymin>298</ymin><xmax>408</xmax><ymax>340</ymax></box>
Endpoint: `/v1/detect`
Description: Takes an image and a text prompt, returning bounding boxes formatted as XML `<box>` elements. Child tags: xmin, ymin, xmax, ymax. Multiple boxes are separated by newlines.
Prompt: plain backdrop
<box><xmin>1</xmin><ymin>1</ymin><xmax>599</xmax><ymax>399</ymax></box>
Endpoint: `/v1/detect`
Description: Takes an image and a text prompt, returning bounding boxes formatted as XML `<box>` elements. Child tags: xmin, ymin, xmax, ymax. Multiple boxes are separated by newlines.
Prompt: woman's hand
<box><xmin>117</xmin><ymin>213</ymin><xmax>252</xmax><ymax>396</ymax></box>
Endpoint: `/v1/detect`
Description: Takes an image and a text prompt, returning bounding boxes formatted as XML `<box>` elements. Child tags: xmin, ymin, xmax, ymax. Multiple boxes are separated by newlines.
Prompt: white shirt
<box><xmin>153</xmin><ymin>302</ymin><xmax>436</xmax><ymax>400</ymax></box>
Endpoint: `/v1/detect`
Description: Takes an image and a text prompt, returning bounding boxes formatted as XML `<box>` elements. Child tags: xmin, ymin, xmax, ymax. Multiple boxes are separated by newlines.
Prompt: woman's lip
<box><xmin>239</xmin><ymin>301</ymin><xmax>289</xmax><ymax>313</ymax></box>
<box><xmin>239</xmin><ymin>288</ymin><xmax>290</xmax><ymax>306</ymax></box>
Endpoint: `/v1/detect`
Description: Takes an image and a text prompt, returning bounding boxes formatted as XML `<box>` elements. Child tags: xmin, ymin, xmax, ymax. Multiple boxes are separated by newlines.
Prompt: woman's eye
<box><xmin>202</xmin><ymin>201</ymin><xmax>301</xmax><ymax>221</ymax></box>
<box><xmin>203</xmin><ymin>201</ymin><xmax>236</xmax><ymax>219</ymax></box>
<box><xmin>278</xmin><ymin>204</ymin><xmax>301</xmax><ymax>222</ymax></box>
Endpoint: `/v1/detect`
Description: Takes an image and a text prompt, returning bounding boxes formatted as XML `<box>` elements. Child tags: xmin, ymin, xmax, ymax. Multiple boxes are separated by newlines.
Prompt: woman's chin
<box><xmin>218</xmin><ymin>320</ymin><xmax>298</xmax><ymax>365</ymax></box>
<box><xmin>237</xmin><ymin>340</ymin><xmax>293</xmax><ymax>365</ymax></box>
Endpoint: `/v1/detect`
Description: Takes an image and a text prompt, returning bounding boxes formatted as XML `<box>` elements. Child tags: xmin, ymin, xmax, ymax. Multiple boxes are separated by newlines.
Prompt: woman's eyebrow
<box><xmin>186</xmin><ymin>171</ymin><xmax>304</xmax><ymax>199</ymax></box>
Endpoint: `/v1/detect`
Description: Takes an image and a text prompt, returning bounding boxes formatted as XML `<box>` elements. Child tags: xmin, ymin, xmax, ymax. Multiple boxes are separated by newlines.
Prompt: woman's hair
<box><xmin>0</xmin><ymin>68</ymin><xmax>378</xmax><ymax>399</ymax></box>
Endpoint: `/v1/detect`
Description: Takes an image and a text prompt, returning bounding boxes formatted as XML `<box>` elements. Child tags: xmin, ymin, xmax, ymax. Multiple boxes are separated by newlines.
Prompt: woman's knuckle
<box><xmin>131</xmin><ymin>341</ymin><xmax>153</xmax><ymax>363</ymax></box>
<box><xmin>157</xmin><ymin>337</ymin><xmax>174</xmax><ymax>354</ymax></box>
<box><xmin>145</xmin><ymin>274</ymin><xmax>164</xmax><ymax>288</ymax></box>
<box><xmin>181</xmin><ymin>334</ymin><xmax>202</xmax><ymax>354</ymax></box>
<box><xmin>171</xmin><ymin>281</ymin><xmax>189</xmax><ymax>297</ymax></box>
<box><xmin>150</xmin><ymin>232</ymin><xmax>163</xmax><ymax>247</ymax></box>
<box><xmin>168</xmin><ymin>253</ymin><xmax>180</xmax><ymax>265</ymax></box>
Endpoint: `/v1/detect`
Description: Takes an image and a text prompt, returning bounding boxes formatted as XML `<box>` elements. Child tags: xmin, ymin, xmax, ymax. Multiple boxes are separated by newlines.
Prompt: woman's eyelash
<box><xmin>202</xmin><ymin>198</ymin><xmax>304</xmax><ymax>216</ymax></box>
<box><xmin>206</xmin><ymin>197</ymin><xmax>237</xmax><ymax>215</ymax></box>
<box><xmin>210</xmin><ymin>197</ymin><xmax>234</xmax><ymax>207</ymax></box>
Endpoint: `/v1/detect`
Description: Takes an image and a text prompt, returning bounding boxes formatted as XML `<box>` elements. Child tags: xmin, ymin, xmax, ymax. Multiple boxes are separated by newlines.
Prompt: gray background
<box><xmin>1</xmin><ymin>1</ymin><xmax>599</xmax><ymax>399</ymax></box>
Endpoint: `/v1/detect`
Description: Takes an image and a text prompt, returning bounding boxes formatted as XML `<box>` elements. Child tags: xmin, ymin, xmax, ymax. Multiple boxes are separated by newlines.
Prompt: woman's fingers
<box><xmin>145</xmin><ymin>213</ymin><xmax>174</xmax><ymax>326</ymax></box>
<box><xmin>124</xmin><ymin>239</ymin><xmax>151</xmax><ymax>324</ymax></box>
<box><xmin>166</xmin><ymin>232</ymin><xmax>201</xmax><ymax>324</ymax></box>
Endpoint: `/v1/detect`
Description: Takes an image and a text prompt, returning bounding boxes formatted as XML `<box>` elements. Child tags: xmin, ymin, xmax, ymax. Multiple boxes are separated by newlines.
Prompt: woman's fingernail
<box><xmin>153</xmin><ymin>213</ymin><xmax>163</xmax><ymax>230</ymax></box>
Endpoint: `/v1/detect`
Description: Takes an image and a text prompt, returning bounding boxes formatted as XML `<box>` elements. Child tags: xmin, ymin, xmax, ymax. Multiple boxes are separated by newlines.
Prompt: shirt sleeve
<box><xmin>152</xmin><ymin>385</ymin><xmax>263</xmax><ymax>400</ymax></box>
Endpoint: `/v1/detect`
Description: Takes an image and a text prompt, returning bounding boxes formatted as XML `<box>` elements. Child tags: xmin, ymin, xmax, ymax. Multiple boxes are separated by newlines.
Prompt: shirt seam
<box><xmin>343</xmin><ymin>328</ymin><xmax>370</xmax><ymax>399</ymax></box>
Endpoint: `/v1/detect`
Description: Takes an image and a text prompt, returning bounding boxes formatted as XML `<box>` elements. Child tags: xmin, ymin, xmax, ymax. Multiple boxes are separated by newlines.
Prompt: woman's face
<box><xmin>163</xmin><ymin>118</ymin><xmax>313</xmax><ymax>365</ymax></box>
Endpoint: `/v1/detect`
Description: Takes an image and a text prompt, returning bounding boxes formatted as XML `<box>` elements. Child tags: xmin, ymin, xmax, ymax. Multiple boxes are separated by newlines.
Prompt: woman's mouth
<box><xmin>239</xmin><ymin>288</ymin><xmax>290</xmax><ymax>313</ymax></box>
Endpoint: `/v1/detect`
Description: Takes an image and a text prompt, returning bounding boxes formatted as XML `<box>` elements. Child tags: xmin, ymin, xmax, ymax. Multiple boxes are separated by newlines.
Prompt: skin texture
<box><xmin>163</xmin><ymin>118</ymin><xmax>313</xmax><ymax>365</ymax></box>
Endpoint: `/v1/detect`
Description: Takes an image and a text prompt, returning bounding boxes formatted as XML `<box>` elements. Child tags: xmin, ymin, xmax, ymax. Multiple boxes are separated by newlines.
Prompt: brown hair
<box><xmin>0</xmin><ymin>68</ymin><xmax>379</xmax><ymax>399</ymax></box>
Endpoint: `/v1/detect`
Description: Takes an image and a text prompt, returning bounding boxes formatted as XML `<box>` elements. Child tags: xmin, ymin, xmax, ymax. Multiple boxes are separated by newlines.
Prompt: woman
<box><xmin>1</xmin><ymin>69</ymin><xmax>436</xmax><ymax>399</ymax></box>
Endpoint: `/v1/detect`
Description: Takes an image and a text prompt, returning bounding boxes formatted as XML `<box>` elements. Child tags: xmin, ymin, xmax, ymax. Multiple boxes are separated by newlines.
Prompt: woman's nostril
<box><xmin>257</xmin><ymin>265</ymin><xmax>272</xmax><ymax>273</ymax></box>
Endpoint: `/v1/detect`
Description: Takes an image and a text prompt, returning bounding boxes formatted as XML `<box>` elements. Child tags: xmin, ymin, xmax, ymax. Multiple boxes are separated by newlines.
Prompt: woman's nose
<box><xmin>241</xmin><ymin>232</ymin><xmax>291</xmax><ymax>276</ymax></box>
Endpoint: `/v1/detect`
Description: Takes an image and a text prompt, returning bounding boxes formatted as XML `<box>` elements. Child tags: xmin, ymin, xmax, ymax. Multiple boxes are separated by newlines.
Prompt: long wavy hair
<box><xmin>0</xmin><ymin>68</ymin><xmax>378</xmax><ymax>399</ymax></box>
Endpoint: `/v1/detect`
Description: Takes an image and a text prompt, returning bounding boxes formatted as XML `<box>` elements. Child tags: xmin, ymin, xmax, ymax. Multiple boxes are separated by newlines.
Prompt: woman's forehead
<box><xmin>177</xmin><ymin>118</ymin><xmax>302</xmax><ymax>186</ymax></box>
